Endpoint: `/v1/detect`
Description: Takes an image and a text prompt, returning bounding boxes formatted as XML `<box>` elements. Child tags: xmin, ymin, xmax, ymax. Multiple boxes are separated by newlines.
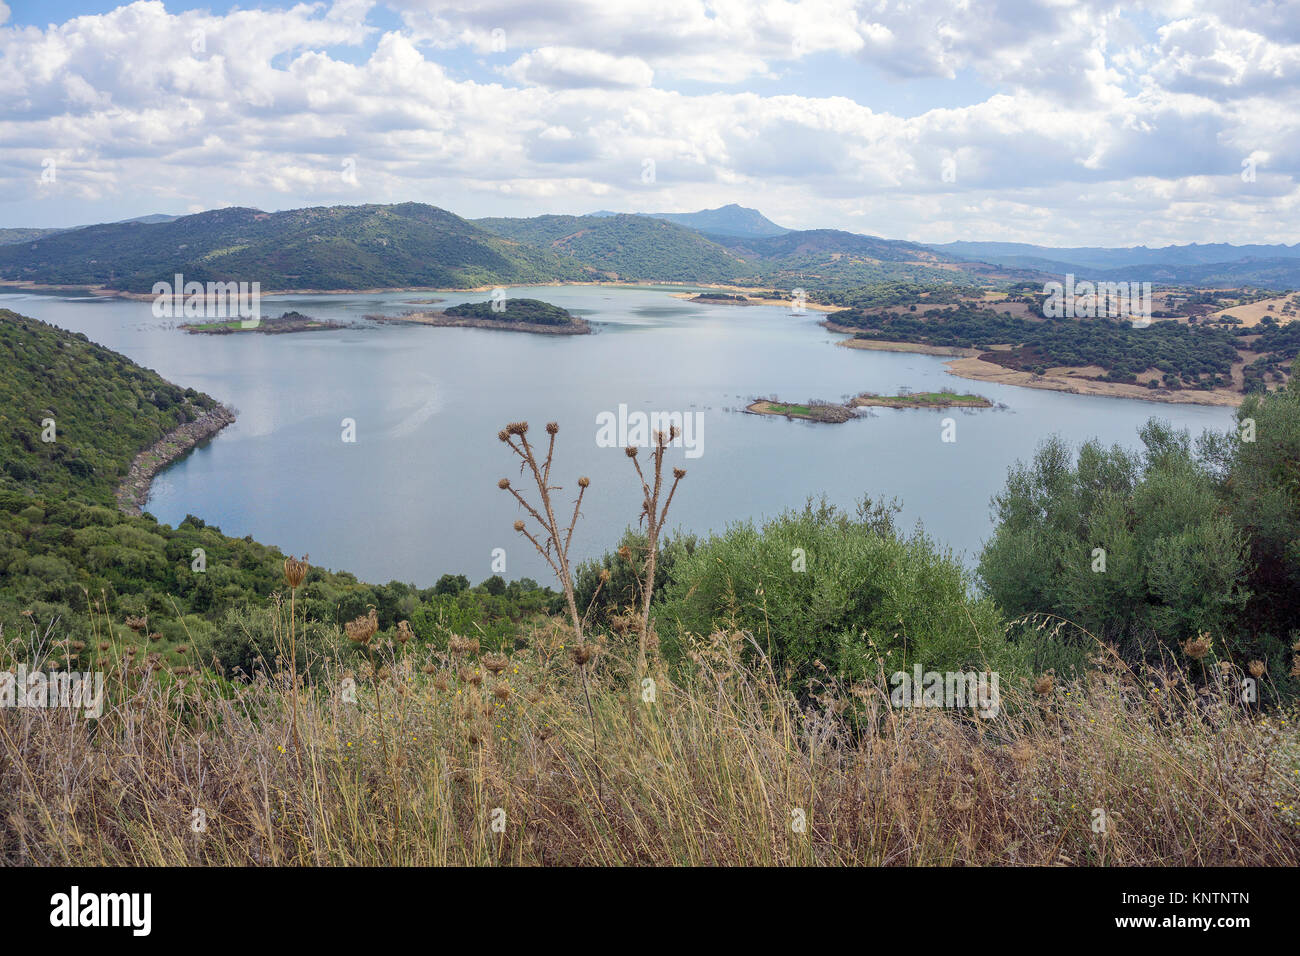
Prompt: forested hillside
<box><xmin>474</xmin><ymin>213</ymin><xmax>755</xmax><ymax>282</ymax></box>
<box><xmin>0</xmin><ymin>310</ymin><xmax>553</xmax><ymax>675</ymax></box>
<box><xmin>0</xmin><ymin>310</ymin><xmax>223</xmax><ymax>504</ymax></box>
<box><xmin>833</xmin><ymin>303</ymin><xmax>1278</xmax><ymax>391</ymax></box>
<box><xmin>0</xmin><ymin>204</ymin><xmax>598</xmax><ymax>292</ymax></box>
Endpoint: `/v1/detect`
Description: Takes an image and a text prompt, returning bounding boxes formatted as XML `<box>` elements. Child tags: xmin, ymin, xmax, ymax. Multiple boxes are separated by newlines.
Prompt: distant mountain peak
<box><xmin>582</xmin><ymin>204</ymin><xmax>789</xmax><ymax>238</ymax></box>
<box><xmin>648</xmin><ymin>204</ymin><xmax>790</xmax><ymax>238</ymax></box>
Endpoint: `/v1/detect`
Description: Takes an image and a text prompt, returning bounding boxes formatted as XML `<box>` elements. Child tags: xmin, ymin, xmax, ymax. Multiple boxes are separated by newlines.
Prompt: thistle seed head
<box><xmin>345</xmin><ymin>608</ymin><xmax>379</xmax><ymax>645</ymax></box>
<box><xmin>284</xmin><ymin>554</ymin><xmax>309</xmax><ymax>589</ymax></box>
<box><xmin>449</xmin><ymin>634</ymin><xmax>480</xmax><ymax>657</ymax></box>
<box><xmin>1182</xmin><ymin>632</ymin><xmax>1212</xmax><ymax>660</ymax></box>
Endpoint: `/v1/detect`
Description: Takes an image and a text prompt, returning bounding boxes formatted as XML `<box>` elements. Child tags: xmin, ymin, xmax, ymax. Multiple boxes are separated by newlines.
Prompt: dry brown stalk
<box><xmin>624</xmin><ymin>427</ymin><xmax>687</xmax><ymax>673</ymax></box>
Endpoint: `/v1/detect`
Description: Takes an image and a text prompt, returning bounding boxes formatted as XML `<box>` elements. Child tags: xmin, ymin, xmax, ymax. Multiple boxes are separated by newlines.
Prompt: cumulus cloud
<box><xmin>0</xmin><ymin>0</ymin><xmax>1295</xmax><ymax>244</ymax></box>
<box><xmin>504</xmin><ymin>47</ymin><xmax>653</xmax><ymax>89</ymax></box>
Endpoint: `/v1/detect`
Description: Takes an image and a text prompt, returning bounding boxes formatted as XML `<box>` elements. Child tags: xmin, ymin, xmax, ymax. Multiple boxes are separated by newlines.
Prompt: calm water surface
<box><xmin>0</xmin><ymin>286</ymin><xmax>1236</xmax><ymax>586</ymax></box>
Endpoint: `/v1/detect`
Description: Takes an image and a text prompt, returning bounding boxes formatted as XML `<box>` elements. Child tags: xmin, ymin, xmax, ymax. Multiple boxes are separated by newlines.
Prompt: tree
<box><xmin>433</xmin><ymin>573</ymin><xmax>469</xmax><ymax>596</ymax></box>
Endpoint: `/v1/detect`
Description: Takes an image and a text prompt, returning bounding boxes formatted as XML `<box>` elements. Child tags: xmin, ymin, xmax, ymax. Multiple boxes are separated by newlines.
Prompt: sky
<box><xmin>0</xmin><ymin>0</ymin><xmax>1296</xmax><ymax>246</ymax></box>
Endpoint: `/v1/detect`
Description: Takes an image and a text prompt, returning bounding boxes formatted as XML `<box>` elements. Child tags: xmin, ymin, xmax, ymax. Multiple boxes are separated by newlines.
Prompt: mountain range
<box><xmin>1</xmin><ymin>202</ymin><xmax>1297</xmax><ymax>292</ymax></box>
<box><xmin>0</xmin><ymin>204</ymin><xmax>595</xmax><ymax>292</ymax></box>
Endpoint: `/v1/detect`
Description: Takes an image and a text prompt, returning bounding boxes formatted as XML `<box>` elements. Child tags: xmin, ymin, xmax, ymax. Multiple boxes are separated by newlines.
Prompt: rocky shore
<box><xmin>115</xmin><ymin>404</ymin><xmax>236</xmax><ymax>515</ymax></box>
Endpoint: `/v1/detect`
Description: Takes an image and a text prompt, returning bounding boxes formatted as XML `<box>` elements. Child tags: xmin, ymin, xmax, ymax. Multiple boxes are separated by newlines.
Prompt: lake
<box><xmin>0</xmin><ymin>285</ymin><xmax>1236</xmax><ymax>586</ymax></box>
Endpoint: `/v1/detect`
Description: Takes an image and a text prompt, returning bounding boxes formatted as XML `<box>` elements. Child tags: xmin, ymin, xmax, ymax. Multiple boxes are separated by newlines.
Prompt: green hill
<box><xmin>0</xmin><ymin>203</ymin><xmax>599</xmax><ymax>293</ymax></box>
<box><xmin>0</xmin><ymin>309</ymin><xmax>225</xmax><ymax>505</ymax></box>
<box><xmin>0</xmin><ymin>201</ymin><xmax>1036</xmax><ymax>292</ymax></box>
<box><xmin>708</xmin><ymin>229</ymin><xmax>1030</xmax><ymax>289</ymax></box>
<box><xmin>647</xmin><ymin>203</ymin><xmax>790</xmax><ymax>238</ymax></box>
<box><xmin>0</xmin><ymin>309</ymin><xmax>554</xmax><ymax>666</ymax></box>
<box><xmin>0</xmin><ymin>227</ymin><xmax>61</xmax><ymax>246</ymax></box>
<box><xmin>589</xmin><ymin>203</ymin><xmax>791</xmax><ymax>238</ymax></box>
<box><xmin>475</xmin><ymin>214</ymin><xmax>1021</xmax><ymax>289</ymax></box>
<box><xmin>474</xmin><ymin>213</ymin><xmax>756</xmax><ymax>282</ymax></box>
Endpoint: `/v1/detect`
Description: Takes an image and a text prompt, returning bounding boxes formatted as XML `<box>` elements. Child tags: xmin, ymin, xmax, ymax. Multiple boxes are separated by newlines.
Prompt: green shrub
<box><xmin>656</xmin><ymin>497</ymin><xmax>1013</xmax><ymax>689</ymax></box>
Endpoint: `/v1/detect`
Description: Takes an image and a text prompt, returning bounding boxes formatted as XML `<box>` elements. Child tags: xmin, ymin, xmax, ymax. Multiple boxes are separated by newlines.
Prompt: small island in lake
<box><xmin>748</xmin><ymin>389</ymin><xmax>994</xmax><ymax>422</ymax></box>
<box><xmin>365</xmin><ymin>297</ymin><xmax>591</xmax><ymax>334</ymax></box>
<box><xmin>852</xmin><ymin>390</ymin><xmax>992</xmax><ymax>409</ymax></box>
<box><xmin>689</xmin><ymin>292</ymin><xmax>754</xmax><ymax>305</ymax></box>
<box><xmin>181</xmin><ymin>310</ymin><xmax>343</xmax><ymax>334</ymax></box>
<box><xmin>747</xmin><ymin>399</ymin><xmax>858</xmax><ymax>423</ymax></box>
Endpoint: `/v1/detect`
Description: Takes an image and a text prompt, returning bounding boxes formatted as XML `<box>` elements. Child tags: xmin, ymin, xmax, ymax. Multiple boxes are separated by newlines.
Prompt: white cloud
<box><xmin>504</xmin><ymin>47</ymin><xmax>653</xmax><ymax>89</ymax></box>
<box><xmin>0</xmin><ymin>0</ymin><xmax>1295</xmax><ymax>244</ymax></box>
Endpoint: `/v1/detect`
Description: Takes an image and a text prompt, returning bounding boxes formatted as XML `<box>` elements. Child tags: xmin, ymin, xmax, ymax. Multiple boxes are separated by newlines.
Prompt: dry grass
<box><xmin>1</xmin><ymin>614</ymin><xmax>1297</xmax><ymax>866</ymax></box>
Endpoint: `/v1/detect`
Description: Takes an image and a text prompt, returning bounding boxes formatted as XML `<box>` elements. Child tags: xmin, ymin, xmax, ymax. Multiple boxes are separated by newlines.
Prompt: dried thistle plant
<box><xmin>345</xmin><ymin>605</ymin><xmax>402</xmax><ymax>854</ymax></box>
<box><xmin>624</xmin><ymin>427</ymin><xmax>686</xmax><ymax>672</ymax></box>
<box><xmin>283</xmin><ymin>554</ymin><xmax>309</xmax><ymax>762</ymax></box>
<box><xmin>497</xmin><ymin>421</ymin><xmax>589</xmax><ymax>643</ymax></box>
<box><xmin>496</xmin><ymin>419</ymin><xmax>606</xmax><ymax>797</ymax></box>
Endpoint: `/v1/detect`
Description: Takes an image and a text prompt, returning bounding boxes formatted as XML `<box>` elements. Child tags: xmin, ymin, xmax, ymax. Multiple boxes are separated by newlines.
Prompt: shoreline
<box><xmin>823</xmin><ymin>321</ymin><xmax>979</xmax><ymax>356</ymax></box>
<box><xmin>941</xmin><ymin>356</ymin><xmax>1245</xmax><ymax>407</ymax></box>
<box><xmin>2</xmin><ymin>279</ymin><xmax>823</xmax><ymax>300</ymax></box>
<box><xmin>115</xmin><ymin>404</ymin><xmax>237</xmax><ymax>515</ymax></box>
<box><xmin>825</xmin><ymin>322</ymin><xmax>1246</xmax><ymax>407</ymax></box>
<box><xmin>0</xmin><ymin>280</ymin><xmax>843</xmax><ymax>310</ymax></box>
<box><xmin>679</xmin><ymin>290</ymin><xmax>840</xmax><ymax>312</ymax></box>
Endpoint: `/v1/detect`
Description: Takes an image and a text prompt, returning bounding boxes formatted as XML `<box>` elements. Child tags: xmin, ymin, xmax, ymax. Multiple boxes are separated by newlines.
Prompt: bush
<box><xmin>571</xmin><ymin>528</ymin><xmax>697</xmax><ymax>628</ymax></box>
<box><xmin>977</xmin><ymin>420</ymin><xmax>1261</xmax><ymax>671</ymax></box>
<box><xmin>656</xmin><ymin>497</ymin><xmax>1014</xmax><ymax>689</ymax></box>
